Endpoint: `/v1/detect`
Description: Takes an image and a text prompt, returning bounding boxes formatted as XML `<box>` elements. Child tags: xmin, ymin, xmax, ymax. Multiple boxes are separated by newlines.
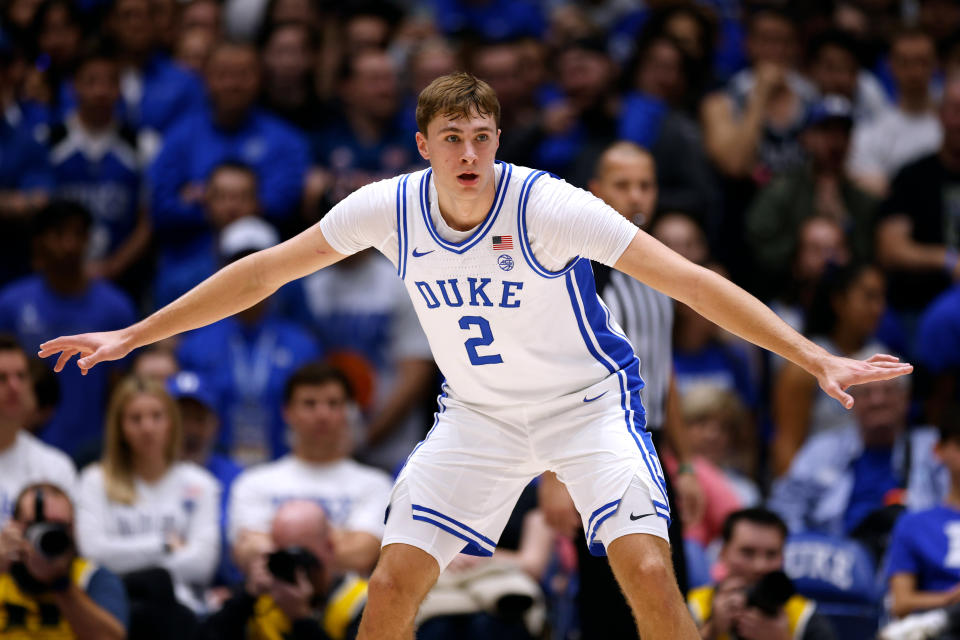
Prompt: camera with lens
<box><xmin>745</xmin><ymin>570</ymin><xmax>795</xmax><ymax>615</ymax></box>
<box><xmin>24</xmin><ymin>489</ymin><xmax>72</xmax><ymax>559</ymax></box>
<box><xmin>731</xmin><ymin>570</ymin><xmax>796</xmax><ymax>640</ymax></box>
<box><xmin>267</xmin><ymin>547</ymin><xmax>320</xmax><ymax>584</ymax></box>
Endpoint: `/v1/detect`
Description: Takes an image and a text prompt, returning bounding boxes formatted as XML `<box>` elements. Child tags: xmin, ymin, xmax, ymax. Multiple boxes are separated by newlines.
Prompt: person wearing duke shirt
<box><xmin>75</xmin><ymin>375</ymin><xmax>220</xmax><ymax>616</ymax></box>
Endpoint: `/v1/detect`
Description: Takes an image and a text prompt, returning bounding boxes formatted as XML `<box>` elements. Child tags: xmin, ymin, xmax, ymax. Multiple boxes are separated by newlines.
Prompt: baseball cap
<box><xmin>167</xmin><ymin>370</ymin><xmax>218</xmax><ymax>411</ymax></box>
<box><xmin>219</xmin><ymin>216</ymin><xmax>279</xmax><ymax>262</ymax></box>
<box><xmin>805</xmin><ymin>95</ymin><xmax>854</xmax><ymax>129</ymax></box>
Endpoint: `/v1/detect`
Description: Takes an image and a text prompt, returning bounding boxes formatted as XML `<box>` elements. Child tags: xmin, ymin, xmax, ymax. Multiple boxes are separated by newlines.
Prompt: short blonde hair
<box><xmin>102</xmin><ymin>376</ymin><xmax>182</xmax><ymax>505</ymax></box>
<box><xmin>415</xmin><ymin>71</ymin><xmax>500</xmax><ymax>134</ymax></box>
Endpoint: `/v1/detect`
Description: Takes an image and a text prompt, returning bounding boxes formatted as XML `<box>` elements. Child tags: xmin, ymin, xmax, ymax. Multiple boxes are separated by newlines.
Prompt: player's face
<box><xmin>936</xmin><ymin>439</ymin><xmax>960</xmax><ymax>476</ymax></box>
<box><xmin>121</xmin><ymin>392</ymin><xmax>173</xmax><ymax>462</ymax></box>
<box><xmin>721</xmin><ymin>522</ymin><xmax>784</xmax><ymax>584</ymax></box>
<box><xmin>416</xmin><ymin>112</ymin><xmax>500</xmax><ymax>199</ymax></box>
<box><xmin>591</xmin><ymin>153</ymin><xmax>657</xmax><ymax>225</ymax></box>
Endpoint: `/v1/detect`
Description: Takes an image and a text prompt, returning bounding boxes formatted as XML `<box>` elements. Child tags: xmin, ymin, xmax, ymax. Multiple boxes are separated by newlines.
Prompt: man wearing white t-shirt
<box><xmin>0</xmin><ymin>334</ymin><xmax>76</xmax><ymax>528</ymax></box>
<box><xmin>229</xmin><ymin>363</ymin><xmax>393</xmax><ymax>576</ymax></box>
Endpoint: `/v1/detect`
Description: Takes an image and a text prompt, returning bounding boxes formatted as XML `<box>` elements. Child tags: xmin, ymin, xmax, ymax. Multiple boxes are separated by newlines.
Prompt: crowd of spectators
<box><xmin>2</xmin><ymin>0</ymin><xmax>960</xmax><ymax>638</ymax></box>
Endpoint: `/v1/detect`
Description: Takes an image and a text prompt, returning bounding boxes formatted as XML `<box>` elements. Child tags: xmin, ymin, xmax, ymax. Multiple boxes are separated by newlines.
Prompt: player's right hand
<box><xmin>38</xmin><ymin>329</ymin><xmax>134</xmax><ymax>375</ymax></box>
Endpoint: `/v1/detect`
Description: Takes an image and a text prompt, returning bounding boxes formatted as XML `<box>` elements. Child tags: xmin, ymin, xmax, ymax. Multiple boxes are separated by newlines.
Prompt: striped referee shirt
<box><xmin>595</xmin><ymin>264</ymin><xmax>674</xmax><ymax>431</ymax></box>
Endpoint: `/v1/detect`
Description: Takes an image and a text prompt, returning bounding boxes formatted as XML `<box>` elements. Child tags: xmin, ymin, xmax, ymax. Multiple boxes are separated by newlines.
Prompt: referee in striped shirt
<box><xmin>540</xmin><ymin>142</ymin><xmax>704</xmax><ymax>638</ymax></box>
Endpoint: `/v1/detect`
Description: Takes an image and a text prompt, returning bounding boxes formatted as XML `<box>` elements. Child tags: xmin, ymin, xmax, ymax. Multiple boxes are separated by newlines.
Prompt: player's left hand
<box><xmin>673</xmin><ymin>471</ymin><xmax>704</xmax><ymax>526</ymax></box>
<box><xmin>814</xmin><ymin>353</ymin><xmax>913</xmax><ymax>409</ymax></box>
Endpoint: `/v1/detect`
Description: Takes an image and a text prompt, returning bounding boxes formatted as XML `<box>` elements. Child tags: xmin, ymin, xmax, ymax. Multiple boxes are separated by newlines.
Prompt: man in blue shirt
<box><xmin>176</xmin><ymin>217</ymin><xmax>320</xmax><ymax>464</ymax></box>
<box><xmin>149</xmin><ymin>41</ymin><xmax>310</xmax><ymax>306</ymax></box>
<box><xmin>46</xmin><ymin>44</ymin><xmax>150</xmax><ymax>285</ymax></box>
<box><xmin>887</xmin><ymin>408</ymin><xmax>960</xmax><ymax>619</ymax></box>
<box><xmin>103</xmin><ymin>0</ymin><xmax>205</xmax><ymax>139</ymax></box>
<box><xmin>0</xmin><ymin>201</ymin><xmax>136</xmax><ymax>457</ymax></box>
<box><xmin>770</xmin><ymin>377</ymin><xmax>945</xmax><ymax>538</ymax></box>
<box><xmin>311</xmin><ymin>49</ymin><xmax>421</xmax><ymax>208</ymax></box>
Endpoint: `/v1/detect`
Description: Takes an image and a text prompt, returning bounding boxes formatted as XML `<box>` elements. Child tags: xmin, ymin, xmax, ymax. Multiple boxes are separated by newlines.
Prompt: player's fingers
<box><xmin>38</xmin><ymin>336</ymin><xmax>87</xmax><ymax>358</ymax></box>
<box><xmin>53</xmin><ymin>349</ymin><xmax>80</xmax><ymax>373</ymax></box>
<box><xmin>77</xmin><ymin>348</ymin><xmax>108</xmax><ymax>372</ymax></box>
<box><xmin>866</xmin><ymin>353</ymin><xmax>900</xmax><ymax>363</ymax></box>
<box><xmin>825</xmin><ymin>381</ymin><xmax>854</xmax><ymax>409</ymax></box>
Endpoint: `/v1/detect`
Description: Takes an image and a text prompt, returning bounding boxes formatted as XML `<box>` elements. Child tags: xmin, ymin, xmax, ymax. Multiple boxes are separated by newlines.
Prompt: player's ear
<box><xmin>416</xmin><ymin>132</ymin><xmax>430</xmax><ymax>161</ymax></box>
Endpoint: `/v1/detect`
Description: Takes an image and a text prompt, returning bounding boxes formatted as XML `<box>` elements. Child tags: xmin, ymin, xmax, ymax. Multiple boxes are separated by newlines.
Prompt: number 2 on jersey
<box><xmin>458</xmin><ymin>316</ymin><xmax>502</xmax><ymax>365</ymax></box>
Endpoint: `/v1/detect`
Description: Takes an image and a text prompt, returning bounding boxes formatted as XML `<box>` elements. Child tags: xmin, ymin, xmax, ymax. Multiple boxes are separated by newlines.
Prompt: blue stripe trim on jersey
<box><xmin>410</xmin><ymin>515</ymin><xmax>494</xmax><ymax>557</ymax></box>
<box><xmin>411</xmin><ymin>504</ymin><xmax>497</xmax><ymax>548</ymax></box>
<box><xmin>587</xmin><ymin>508</ymin><xmax>620</xmax><ymax>557</ymax></box>
<box><xmin>586</xmin><ymin>499</ymin><xmax>620</xmax><ymax>532</ymax></box>
<box><xmin>565</xmin><ymin>262</ymin><xmax>671</xmax><ymax>512</ymax></box>
<box><xmin>396</xmin><ymin>174</ymin><xmax>411</xmax><ymax>279</ymax></box>
<box><xmin>417</xmin><ymin>162</ymin><xmax>512</xmax><ymax>254</ymax></box>
<box><xmin>516</xmin><ymin>170</ymin><xmax>580</xmax><ymax>279</ymax></box>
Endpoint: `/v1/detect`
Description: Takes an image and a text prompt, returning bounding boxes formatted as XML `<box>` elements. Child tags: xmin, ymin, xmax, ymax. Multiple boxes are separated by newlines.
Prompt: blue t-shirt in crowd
<box><xmin>18</xmin><ymin>56</ymin><xmax>202</xmax><ymax>139</ymax></box>
<box><xmin>887</xmin><ymin>505</ymin><xmax>960</xmax><ymax>592</ymax></box>
<box><xmin>176</xmin><ymin>313</ymin><xmax>320</xmax><ymax>462</ymax></box>
<box><xmin>147</xmin><ymin>108</ymin><xmax>309</xmax><ymax>305</ymax></box>
<box><xmin>0</xmin><ymin>276</ymin><xmax>135</xmax><ymax>454</ymax></box>
<box><xmin>844</xmin><ymin>446</ymin><xmax>897</xmax><ymax>534</ymax></box>
<box><xmin>0</xmin><ymin>117</ymin><xmax>54</xmax><ymax>191</ymax></box>
<box><xmin>47</xmin><ymin>120</ymin><xmax>141</xmax><ymax>258</ymax></box>
<box><xmin>916</xmin><ymin>285</ymin><xmax>960</xmax><ymax>374</ymax></box>
<box><xmin>432</xmin><ymin>0</ymin><xmax>545</xmax><ymax>39</ymax></box>
<box><xmin>311</xmin><ymin>114</ymin><xmax>421</xmax><ymax>205</ymax></box>
<box><xmin>673</xmin><ymin>341</ymin><xmax>757</xmax><ymax>408</ymax></box>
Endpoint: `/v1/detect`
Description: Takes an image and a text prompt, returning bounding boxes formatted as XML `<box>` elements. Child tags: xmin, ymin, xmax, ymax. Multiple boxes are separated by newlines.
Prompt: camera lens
<box><xmin>38</xmin><ymin>528</ymin><xmax>71</xmax><ymax>557</ymax></box>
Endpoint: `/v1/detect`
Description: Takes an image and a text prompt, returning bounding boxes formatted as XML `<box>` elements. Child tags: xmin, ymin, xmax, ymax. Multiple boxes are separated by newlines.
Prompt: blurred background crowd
<box><xmin>2</xmin><ymin>0</ymin><xmax>960</xmax><ymax>638</ymax></box>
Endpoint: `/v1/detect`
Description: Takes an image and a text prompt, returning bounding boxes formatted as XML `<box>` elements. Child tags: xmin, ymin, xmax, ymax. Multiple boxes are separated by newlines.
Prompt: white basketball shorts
<box><xmin>381</xmin><ymin>379</ymin><xmax>670</xmax><ymax>571</ymax></box>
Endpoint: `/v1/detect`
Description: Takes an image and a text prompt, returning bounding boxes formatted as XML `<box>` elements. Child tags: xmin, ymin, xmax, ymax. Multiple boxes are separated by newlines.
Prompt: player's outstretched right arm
<box><xmin>39</xmin><ymin>224</ymin><xmax>348</xmax><ymax>375</ymax></box>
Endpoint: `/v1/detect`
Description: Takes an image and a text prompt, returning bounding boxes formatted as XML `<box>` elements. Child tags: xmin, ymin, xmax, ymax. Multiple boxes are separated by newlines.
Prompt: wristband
<box><xmin>945</xmin><ymin>248</ymin><xmax>959</xmax><ymax>275</ymax></box>
<box><xmin>677</xmin><ymin>462</ymin><xmax>695</xmax><ymax>476</ymax></box>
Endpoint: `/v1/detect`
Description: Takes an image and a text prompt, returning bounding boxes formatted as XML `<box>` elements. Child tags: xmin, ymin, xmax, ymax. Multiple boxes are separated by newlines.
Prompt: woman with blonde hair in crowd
<box><xmin>75</xmin><ymin>375</ymin><xmax>221</xmax><ymax>626</ymax></box>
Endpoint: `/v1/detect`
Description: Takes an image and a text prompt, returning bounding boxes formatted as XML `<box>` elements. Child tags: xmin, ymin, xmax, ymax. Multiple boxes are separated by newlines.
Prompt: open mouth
<box><xmin>457</xmin><ymin>171</ymin><xmax>479</xmax><ymax>185</ymax></box>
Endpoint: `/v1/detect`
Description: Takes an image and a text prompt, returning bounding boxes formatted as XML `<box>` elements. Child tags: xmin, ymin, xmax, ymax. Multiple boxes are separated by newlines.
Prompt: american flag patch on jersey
<box><xmin>492</xmin><ymin>235</ymin><xmax>513</xmax><ymax>250</ymax></box>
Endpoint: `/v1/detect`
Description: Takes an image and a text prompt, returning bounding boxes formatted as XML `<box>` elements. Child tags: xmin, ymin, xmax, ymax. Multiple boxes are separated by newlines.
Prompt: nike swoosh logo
<box><xmin>412</xmin><ymin>248</ymin><xmax>435</xmax><ymax>257</ymax></box>
<box><xmin>583</xmin><ymin>391</ymin><xmax>608</xmax><ymax>403</ymax></box>
<box><xmin>629</xmin><ymin>513</ymin><xmax>654</xmax><ymax>521</ymax></box>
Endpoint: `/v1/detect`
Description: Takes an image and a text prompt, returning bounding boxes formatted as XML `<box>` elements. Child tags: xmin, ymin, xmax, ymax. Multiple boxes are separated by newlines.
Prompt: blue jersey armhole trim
<box><xmin>396</xmin><ymin>175</ymin><xmax>410</xmax><ymax>279</ymax></box>
<box><xmin>517</xmin><ymin>170</ymin><xmax>579</xmax><ymax>278</ymax></box>
<box><xmin>418</xmin><ymin>161</ymin><xmax>512</xmax><ymax>254</ymax></box>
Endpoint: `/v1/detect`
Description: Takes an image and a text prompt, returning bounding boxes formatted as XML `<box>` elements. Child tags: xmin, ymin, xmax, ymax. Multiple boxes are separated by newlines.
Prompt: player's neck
<box><xmin>43</xmin><ymin>268</ymin><xmax>88</xmax><ymax>296</ymax></box>
<box><xmin>947</xmin><ymin>480</ymin><xmax>960</xmax><ymax>509</ymax></box>
<box><xmin>435</xmin><ymin>179</ymin><xmax>496</xmax><ymax>232</ymax></box>
<box><xmin>294</xmin><ymin>448</ymin><xmax>341</xmax><ymax>465</ymax></box>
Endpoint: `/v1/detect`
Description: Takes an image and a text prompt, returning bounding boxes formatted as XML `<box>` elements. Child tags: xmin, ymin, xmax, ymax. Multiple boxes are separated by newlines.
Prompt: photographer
<box><xmin>199</xmin><ymin>499</ymin><xmax>366</xmax><ymax>640</ymax></box>
<box><xmin>687</xmin><ymin>508</ymin><xmax>836</xmax><ymax>640</ymax></box>
<box><xmin>0</xmin><ymin>483</ymin><xmax>127</xmax><ymax>639</ymax></box>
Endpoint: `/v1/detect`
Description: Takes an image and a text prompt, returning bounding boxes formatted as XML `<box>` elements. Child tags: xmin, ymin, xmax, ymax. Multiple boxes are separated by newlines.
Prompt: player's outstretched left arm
<box><xmin>613</xmin><ymin>230</ymin><xmax>913</xmax><ymax>409</ymax></box>
<box><xmin>38</xmin><ymin>225</ymin><xmax>349</xmax><ymax>375</ymax></box>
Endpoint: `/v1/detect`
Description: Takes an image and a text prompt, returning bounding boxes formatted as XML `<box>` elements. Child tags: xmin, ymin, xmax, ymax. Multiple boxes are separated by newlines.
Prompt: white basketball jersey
<box><xmin>394</xmin><ymin>163</ymin><xmax>644</xmax><ymax>407</ymax></box>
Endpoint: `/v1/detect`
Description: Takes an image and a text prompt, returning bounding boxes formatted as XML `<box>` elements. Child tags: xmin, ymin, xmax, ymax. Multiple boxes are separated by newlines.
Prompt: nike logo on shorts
<box><xmin>629</xmin><ymin>512</ymin><xmax>653</xmax><ymax>521</ymax></box>
<box><xmin>583</xmin><ymin>391</ymin><xmax>608</xmax><ymax>403</ymax></box>
<box><xmin>412</xmin><ymin>248</ymin><xmax>435</xmax><ymax>257</ymax></box>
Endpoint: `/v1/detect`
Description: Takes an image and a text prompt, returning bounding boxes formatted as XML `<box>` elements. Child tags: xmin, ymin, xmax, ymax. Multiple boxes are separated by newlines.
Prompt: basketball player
<box><xmin>39</xmin><ymin>73</ymin><xmax>912</xmax><ymax>640</ymax></box>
